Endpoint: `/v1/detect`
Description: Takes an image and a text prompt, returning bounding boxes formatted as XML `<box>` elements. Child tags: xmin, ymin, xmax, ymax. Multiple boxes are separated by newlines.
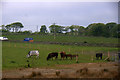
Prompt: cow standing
<box><xmin>60</xmin><ymin>51</ymin><xmax>67</xmax><ymax>60</ymax></box>
<box><xmin>96</xmin><ymin>53</ymin><xmax>102</xmax><ymax>60</ymax></box>
<box><xmin>47</xmin><ymin>52</ymin><xmax>58</xmax><ymax>60</ymax></box>
<box><xmin>60</xmin><ymin>51</ymin><xmax>78</xmax><ymax>60</ymax></box>
<box><xmin>27</xmin><ymin>50</ymin><xmax>39</xmax><ymax>58</ymax></box>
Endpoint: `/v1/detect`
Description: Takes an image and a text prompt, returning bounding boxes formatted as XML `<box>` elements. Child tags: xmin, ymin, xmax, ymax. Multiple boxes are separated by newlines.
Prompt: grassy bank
<box><xmin>3</xmin><ymin>34</ymin><xmax>118</xmax><ymax>44</ymax></box>
<box><xmin>2</xmin><ymin>41</ymin><xmax>118</xmax><ymax>69</ymax></box>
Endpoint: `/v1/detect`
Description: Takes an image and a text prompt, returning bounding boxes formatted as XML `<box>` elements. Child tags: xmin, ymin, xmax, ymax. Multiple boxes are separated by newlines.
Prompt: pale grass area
<box><xmin>2</xmin><ymin>62</ymin><xmax>119</xmax><ymax>78</ymax></box>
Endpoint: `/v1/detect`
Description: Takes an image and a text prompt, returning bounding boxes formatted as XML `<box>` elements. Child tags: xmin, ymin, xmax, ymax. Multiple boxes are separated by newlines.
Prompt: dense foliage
<box><xmin>0</xmin><ymin>22</ymin><xmax>119</xmax><ymax>38</ymax></box>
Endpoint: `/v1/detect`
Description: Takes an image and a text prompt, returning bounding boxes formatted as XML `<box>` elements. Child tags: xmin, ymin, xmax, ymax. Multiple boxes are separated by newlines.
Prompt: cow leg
<box><xmin>100</xmin><ymin>56</ymin><xmax>102</xmax><ymax>60</ymax></box>
<box><xmin>56</xmin><ymin>55</ymin><xmax>58</xmax><ymax>59</ymax></box>
<box><xmin>36</xmin><ymin>55</ymin><xmax>39</xmax><ymax>58</ymax></box>
<box><xmin>66</xmin><ymin>56</ymin><xmax>67</xmax><ymax>59</ymax></box>
<box><xmin>71</xmin><ymin>56</ymin><xmax>72</xmax><ymax>60</ymax></box>
<box><xmin>96</xmin><ymin>57</ymin><xmax>98</xmax><ymax>60</ymax></box>
<box><xmin>55</xmin><ymin>56</ymin><xmax>57</xmax><ymax>59</ymax></box>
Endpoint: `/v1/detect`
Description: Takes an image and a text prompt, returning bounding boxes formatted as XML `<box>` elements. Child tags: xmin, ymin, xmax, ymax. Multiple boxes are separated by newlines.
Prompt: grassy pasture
<box><xmin>2</xmin><ymin>41</ymin><xmax>118</xmax><ymax>69</ymax></box>
<box><xmin>3</xmin><ymin>34</ymin><xmax>118</xmax><ymax>44</ymax></box>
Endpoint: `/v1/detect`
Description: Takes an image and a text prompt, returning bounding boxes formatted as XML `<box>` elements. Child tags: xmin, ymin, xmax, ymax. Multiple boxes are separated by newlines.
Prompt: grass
<box><xmin>3</xmin><ymin>34</ymin><xmax>118</xmax><ymax>44</ymax></box>
<box><xmin>2</xmin><ymin>41</ymin><xmax>118</xmax><ymax>69</ymax></box>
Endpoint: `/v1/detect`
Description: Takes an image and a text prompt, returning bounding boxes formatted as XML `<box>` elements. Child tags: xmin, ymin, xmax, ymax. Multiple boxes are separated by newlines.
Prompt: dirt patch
<box><xmin>2</xmin><ymin>62</ymin><xmax>119</xmax><ymax>78</ymax></box>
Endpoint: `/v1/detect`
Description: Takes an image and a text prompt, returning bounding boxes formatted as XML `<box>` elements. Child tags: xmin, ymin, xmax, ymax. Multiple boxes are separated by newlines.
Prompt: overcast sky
<box><xmin>2</xmin><ymin>1</ymin><xmax>118</xmax><ymax>32</ymax></box>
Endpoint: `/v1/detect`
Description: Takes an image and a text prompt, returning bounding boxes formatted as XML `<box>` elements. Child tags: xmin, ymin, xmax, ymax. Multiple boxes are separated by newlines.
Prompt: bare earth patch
<box><xmin>2</xmin><ymin>62</ymin><xmax>119</xmax><ymax>78</ymax></box>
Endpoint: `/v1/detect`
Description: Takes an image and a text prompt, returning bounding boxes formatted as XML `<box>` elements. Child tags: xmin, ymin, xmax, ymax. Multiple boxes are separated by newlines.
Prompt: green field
<box><xmin>2</xmin><ymin>41</ymin><xmax>118</xmax><ymax>69</ymax></box>
<box><xmin>3</xmin><ymin>34</ymin><xmax>118</xmax><ymax>44</ymax></box>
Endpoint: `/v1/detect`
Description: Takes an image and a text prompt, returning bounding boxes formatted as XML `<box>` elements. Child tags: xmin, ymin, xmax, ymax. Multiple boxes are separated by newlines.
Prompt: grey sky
<box><xmin>2</xmin><ymin>2</ymin><xmax>118</xmax><ymax>32</ymax></box>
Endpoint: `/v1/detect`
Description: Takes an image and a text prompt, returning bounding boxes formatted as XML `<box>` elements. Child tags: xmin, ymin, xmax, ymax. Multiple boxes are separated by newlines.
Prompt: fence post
<box><xmin>82</xmin><ymin>49</ymin><xmax>83</xmax><ymax>54</ymax></box>
<box><xmin>14</xmin><ymin>44</ymin><xmax>16</xmax><ymax>47</ymax></box>
<box><xmin>108</xmin><ymin>51</ymin><xmax>110</xmax><ymax>57</ymax></box>
<box><xmin>115</xmin><ymin>54</ymin><xmax>118</xmax><ymax>62</ymax></box>
<box><xmin>68</xmin><ymin>48</ymin><xmax>71</xmax><ymax>53</ymax></box>
<box><xmin>29</xmin><ymin>44</ymin><xmax>31</xmax><ymax>48</ymax></box>
<box><xmin>91</xmin><ymin>56</ymin><xmax>93</xmax><ymax>61</ymax></box>
<box><xmin>9</xmin><ymin>42</ymin><xmax>10</xmax><ymax>47</ymax></box>
<box><xmin>76</xmin><ymin>55</ymin><xmax>78</xmax><ymax>63</ymax></box>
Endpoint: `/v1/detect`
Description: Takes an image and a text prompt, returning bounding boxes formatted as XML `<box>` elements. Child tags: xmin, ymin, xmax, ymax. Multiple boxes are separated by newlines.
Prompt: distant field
<box><xmin>3</xmin><ymin>34</ymin><xmax>118</xmax><ymax>44</ymax></box>
<box><xmin>2</xmin><ymin>41</ymin><xmax>118</xmax><ymax>69</ymax></box>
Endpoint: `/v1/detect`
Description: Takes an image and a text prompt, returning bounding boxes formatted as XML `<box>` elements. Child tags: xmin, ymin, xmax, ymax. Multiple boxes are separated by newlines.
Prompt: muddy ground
<box><xmin>2</xmin><ymin>62</ymin><xmax>119</xmax><ymax>78</ymax></box>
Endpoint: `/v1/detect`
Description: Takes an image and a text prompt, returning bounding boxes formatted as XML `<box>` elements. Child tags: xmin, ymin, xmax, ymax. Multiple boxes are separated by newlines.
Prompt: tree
<box><xmin>0</xmin><ymin>25</ymin><xmax>5</xmax><ymax>30</ymax></box>
<box><xmin>69</xmin><ymin>25</ymin><xmax>80</xmax><ymax>35</ymax></box>
<box><xmin>86</xmin><ymin>23</ymin><xmax>107</xmax><ymax>37</ymax></box>
<box><xmin>63</xmin><ymin>26</ymin><xmax>70</xmax><ymax>33</ymax></box>
<box><xmin>0</xmin><ymin>25</ymin><xmax>9</xmax><ymax>33</ymax></box>
<box><xmin>78</xmin><ymin>26</ymin><xmax>85</xmax><ymax>36</ymax></box>
<box><xmin>40</xmin><ymin>25</ymin><xmax>48</xmax><ymax>33</ymax></box>
<box><xmin>49</xmin><ymin>24</ymin><xmax>64</xmax><ymax>33</ymax></box>
<box><xmin>105</xmin><ymin>22</ymin><xmax>117</xmax><ymax>37</ymax></box>
<box><xmin>110</xmin><ymin>24</ymin><xmax>120</xmax><ymax>38</ymax></box>
<box><xmin>10</xmin><ymin>22</ymin><xmax>24</xmax><ymax>32</ymax></box>
<box><xmin>69</xmin><ymin>25</ymin><xmax>74</xmax><ymax>32</ymax></box>
<box><xmin>5</xmin><ymin>24</ymin><xmax>11</xmax><ymax>32</ymax></box>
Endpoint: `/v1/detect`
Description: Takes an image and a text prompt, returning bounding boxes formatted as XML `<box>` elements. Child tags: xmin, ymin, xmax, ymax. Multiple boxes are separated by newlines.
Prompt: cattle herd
<box><xmin>47</xmin><ymin>51</ymin><xmax>79</xmax><ymax>60</ymax></box>
<box><xmin>26</xmin><ymin>50</ymin><xmax>120</xmax><ymax>61</ymax></box>
<box><xmin>26</xmin><ymin>50</ymin><xmax>79</xmax><ymax>60</ymax></box>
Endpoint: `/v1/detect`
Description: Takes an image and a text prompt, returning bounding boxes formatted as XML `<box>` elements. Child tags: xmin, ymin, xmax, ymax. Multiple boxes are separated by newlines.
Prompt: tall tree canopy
<box><xmin>40</xmin><ymin>25</ymin><xmax>48</xmax><ymax>33</ymax></box>
<box><xmin>86</xmin><ymin>23</ymin><xmax>107</xmax><ymax>37</ymax></box>
<box><xmin>10</xmin><ymin>22</ymin><xmax>24</xmax><ymax>32</ymax></box>
<box><xmin>49</xmin><ymin>24</ymin><xmax>64</xmax><ymax>33</ymax></box>
<box><xmin>105</xmin><ymin>22</ymin><xmax>117</xmax><ymax>37</ymax></box>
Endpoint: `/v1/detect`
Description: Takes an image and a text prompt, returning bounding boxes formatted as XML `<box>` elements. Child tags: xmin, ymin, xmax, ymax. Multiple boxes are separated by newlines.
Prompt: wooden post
<box><xmin>21</xmin><ymin>44</ymin><xmax>23</xmax><ymax>48</ymax></box>
<box><xmin>108</xmin><ymin>51</ymin><xmax>110</xmax><ymax>61</ymax></box>
<box><xmin>9</xmin><ymin>43</ymin><xmax>10</xmax><ymax>47</ymax></box>
<box><xmin>76</xmin><ymin>55</ymin><xmax>78</xmax><ymax>63</ymax></box>
<box><xmin>115</xmin><ymin>54</ymin><xmax>118</xmax><ymax>62</ymax></box>
<box><xmin>91</xmin><ymin>56</ymin><xmax>93</xmax><ymax>61</ymax></box>
<box><xmin>68</xmin><ymin>48</ymin><xmax>71</xmax><ymax>53</ymax></box>
<box><xmin>104</xmin><ymin>51</ymin><xmax>110</xmax><ymax>61</ymax></box>
<box><xmin>108</xmin><ymin>51</ymin><xmax>110</xmax><ymax>57</ymax></box>
<box><xmin>38</xmin><ymin>45</ymin><xmax>39</xmax><ymax>49</ymax></box>
<box><xmin>14</xmin><ymin>44</ymin><xmax>16</xmax><ymax>47</ymax></box>
<box><xmin>29</xmin><ymin>44</ymin><xmax>31</xmax><ymax>48</ymax></box>
<box><xmin>82</xmin><ymin>49</ymin><xmax>83</xmax><ymax>54</ymax></box>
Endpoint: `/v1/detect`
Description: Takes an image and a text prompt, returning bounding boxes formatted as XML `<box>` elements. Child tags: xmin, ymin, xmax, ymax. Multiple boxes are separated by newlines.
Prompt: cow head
<box><xmin>47</xmin><ymin>56</ymin><xmax>49</xmax><ymax>60</ymax></box>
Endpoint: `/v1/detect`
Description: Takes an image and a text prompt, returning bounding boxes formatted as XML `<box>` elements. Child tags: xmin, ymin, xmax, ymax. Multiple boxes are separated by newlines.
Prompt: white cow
<box><xmin>27</xmin><ymin>50</ymin><xmax>39</xmax><ymax>58</ymax></box>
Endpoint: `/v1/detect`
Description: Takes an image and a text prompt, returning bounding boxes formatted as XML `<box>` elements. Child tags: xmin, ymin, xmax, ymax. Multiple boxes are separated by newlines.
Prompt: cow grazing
<box><xmin>71</xmin><ymin>54</ymin><xmax>79</xmax><ymax>59</ymax></box>
<box><xmin>60</xmin><ymin>51</ymin><xmax>67</xmax><ymax>60</ymax></box>
<box><xmin>96</xmin><ymin>53</ymin><xmax>102</xmax><ymax>60</ymax></box>
<box><xmin>27</xmin><ymin>50</ymin><xmax>39</xmax><ymax>58</ymax></box>
<box><xmin>118</xmin><ymin>52</ymin><xmax>120</xmax><ymax>61</ymax></box>
<box><xmin>66</xmin><ymin>54</ymin><xmax>73</xmax><ymax>59</ymax></box>
<box><xmin>47</xmin><ymin>52</ymin><xmax>58</xmax><ymax>60</ymax></box>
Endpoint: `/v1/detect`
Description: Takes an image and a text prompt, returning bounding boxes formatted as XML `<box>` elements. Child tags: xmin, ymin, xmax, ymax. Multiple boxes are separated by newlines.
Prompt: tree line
<box><xmin>0</xmin><ymin>22</ymin><xmax>120</xmax><ymax>38</ymax></box>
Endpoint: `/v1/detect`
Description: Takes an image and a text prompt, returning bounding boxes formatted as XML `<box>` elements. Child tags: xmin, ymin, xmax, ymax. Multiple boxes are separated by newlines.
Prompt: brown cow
<box><xmin>60</xmin><ymin>51</ymin><xmax>66</xmax><ymax>60</ymax></box>
<box><xmin>60</xmin><ymin>51</ymin><xmax>78</xmax><ymax>60</ymax></box>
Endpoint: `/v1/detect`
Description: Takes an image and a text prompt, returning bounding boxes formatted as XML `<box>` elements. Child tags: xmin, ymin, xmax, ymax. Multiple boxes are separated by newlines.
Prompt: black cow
<box><xmin>96</xmin><ymin>53</ymin><xmax>103</xmax><ymax>60</ymax></box>
<box><xmin>47</xmin><ymin>52</ymin><xmax>58</xmax><ymax>60</ymax></box>
<box><xmin>118</xmin><ymin>52</ymin><xmax>120</xmax><ymax>61</ymax></box>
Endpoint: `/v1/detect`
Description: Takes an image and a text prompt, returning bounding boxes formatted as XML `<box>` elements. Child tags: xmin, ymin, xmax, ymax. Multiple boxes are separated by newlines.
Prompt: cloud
<box><xmin>2</xmin><ymin>2</ymin><xmax>118</xmax><ymax>32</ymax></box>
